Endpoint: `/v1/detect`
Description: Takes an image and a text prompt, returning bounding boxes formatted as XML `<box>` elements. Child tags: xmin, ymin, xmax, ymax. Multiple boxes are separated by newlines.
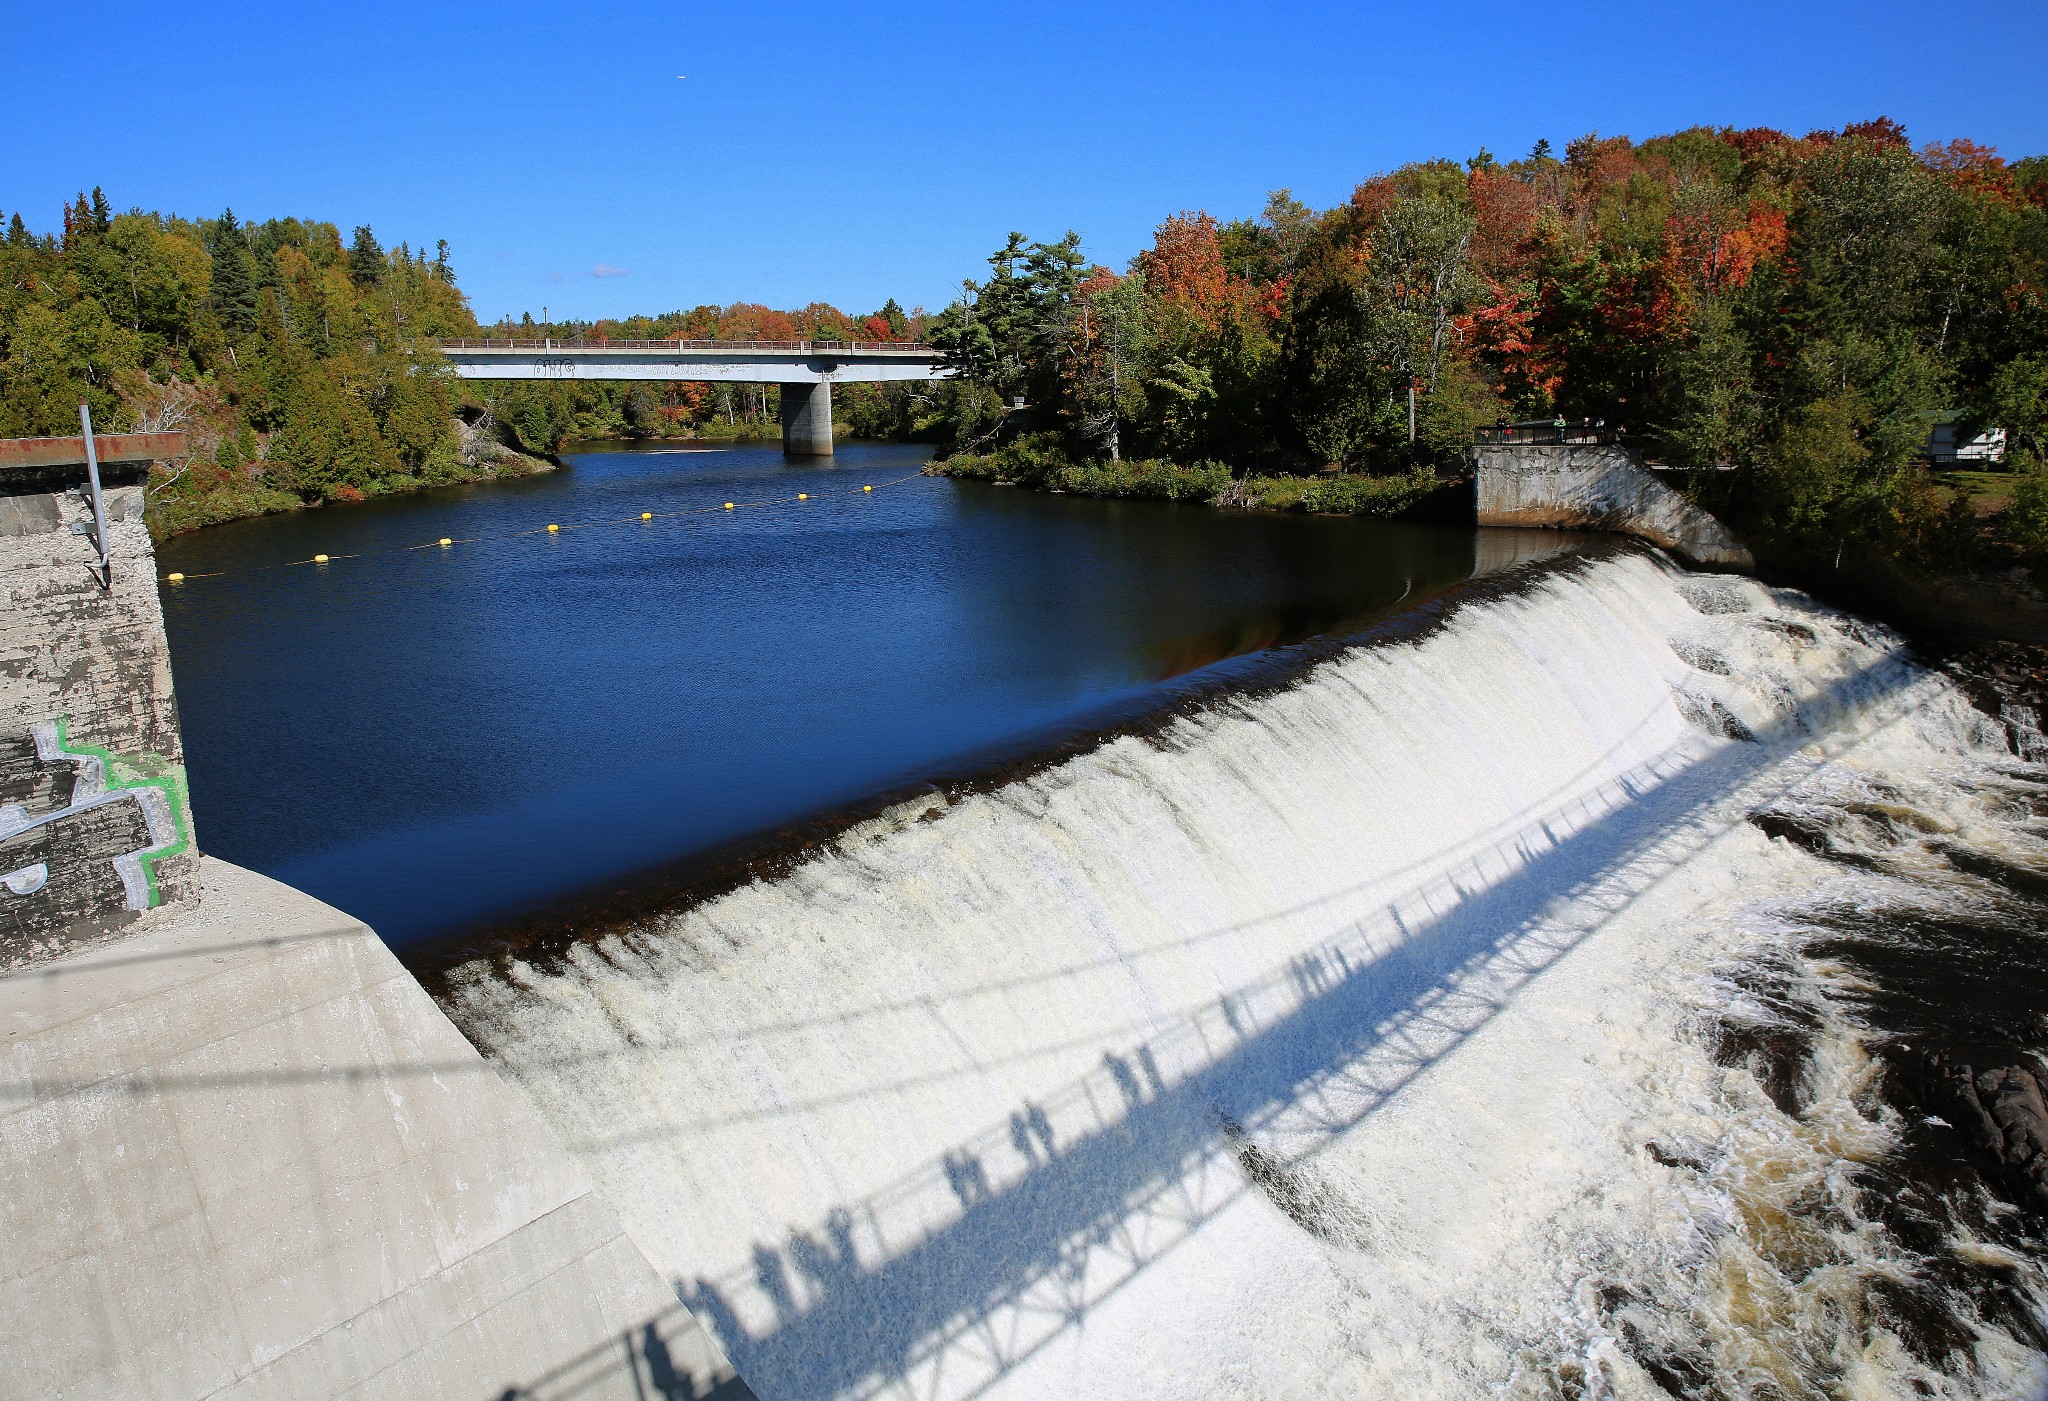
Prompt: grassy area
<box><xmin>1936</xmin><ymin>468</ymin><xmax>2020</xmax><ymax>516</ymax></box>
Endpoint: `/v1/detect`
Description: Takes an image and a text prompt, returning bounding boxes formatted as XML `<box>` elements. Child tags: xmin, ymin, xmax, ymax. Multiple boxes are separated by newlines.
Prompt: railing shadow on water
<box><xmin>623</xmin><ymin>650</ymin><xmax>1938</xmax><ymax>1401</ymax></box>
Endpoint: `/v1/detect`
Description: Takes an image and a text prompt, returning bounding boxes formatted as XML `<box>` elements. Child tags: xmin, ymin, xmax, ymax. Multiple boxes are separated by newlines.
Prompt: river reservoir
<box><xmin>158</xmin><ymin>441</ymin><xmax>1576</xmax><ymax>951</ymax></box>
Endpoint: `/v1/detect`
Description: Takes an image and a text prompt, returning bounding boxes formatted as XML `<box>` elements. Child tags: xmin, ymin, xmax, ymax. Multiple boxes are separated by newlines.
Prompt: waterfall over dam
<box><xmin>444</xmin><ymin>550</ymin><xmax>2048</xmax><ymax>1399</ymax></box>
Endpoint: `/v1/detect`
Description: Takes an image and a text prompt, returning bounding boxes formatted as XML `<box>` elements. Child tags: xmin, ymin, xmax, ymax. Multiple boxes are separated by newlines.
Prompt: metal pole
<box><xmin>78</xmin><ymin>402</ymin><xmax>112</xmax><ymax>588</ymax></box>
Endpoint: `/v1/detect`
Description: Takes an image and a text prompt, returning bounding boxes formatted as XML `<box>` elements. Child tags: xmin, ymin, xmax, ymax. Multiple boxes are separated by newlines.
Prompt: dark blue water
<box><xmin>158</xmin><ymin>442</ymin><xmax>1575</xmax><ymax>949</ymax></box>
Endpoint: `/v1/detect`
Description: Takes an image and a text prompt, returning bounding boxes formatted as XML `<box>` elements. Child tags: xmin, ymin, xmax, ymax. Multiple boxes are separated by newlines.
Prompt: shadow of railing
<box><xmin>660</xmin><ymin>647</ymin><xmax>1938</xmax><ymax>1401</ymax></box>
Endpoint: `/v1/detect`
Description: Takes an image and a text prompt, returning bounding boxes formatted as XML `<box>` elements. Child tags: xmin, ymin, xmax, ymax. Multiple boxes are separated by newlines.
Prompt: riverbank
<box><xmin>144</xmin><ymin>416</ymin><xmax>558</xmax><ymax>541</ymax></box>
<box><xmin>927</xmin><ymin>438</ymin><xmax>1466</xmax><ymax>521</ymax></box>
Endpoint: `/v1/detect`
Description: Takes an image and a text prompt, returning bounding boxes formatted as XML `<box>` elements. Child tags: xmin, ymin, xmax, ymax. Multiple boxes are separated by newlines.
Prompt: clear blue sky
<box><xmin>8</xmin><ymin>1</ymin><xmax>2044</xmax><ymax>324</ymax></box>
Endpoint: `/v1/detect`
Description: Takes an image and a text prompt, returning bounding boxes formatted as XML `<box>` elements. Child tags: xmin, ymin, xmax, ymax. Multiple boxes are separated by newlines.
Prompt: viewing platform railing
<box><xmin>436</xmin><ymin>338</ymin><xmax>935</xmax><ymax>354</ymax></box>
<box><xmin>1474</xmin><ymin>420</ymin><xmax>1620</xmax><ymax>446</ymax></box>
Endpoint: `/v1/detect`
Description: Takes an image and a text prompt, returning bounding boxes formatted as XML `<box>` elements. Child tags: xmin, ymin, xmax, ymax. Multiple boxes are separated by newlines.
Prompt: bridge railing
<box><xmin>436</xmin><ymin>338</ymin><xmax>934</xmax><ymax>354</ymax></box>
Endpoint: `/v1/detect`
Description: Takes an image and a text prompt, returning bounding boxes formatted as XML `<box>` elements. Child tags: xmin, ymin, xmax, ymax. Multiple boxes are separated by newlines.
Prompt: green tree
<box><xmin>209</xmin><ymin>210</ymin><xmax>258</xmax><ymax>341</ymax></box>
<box><xmin>349</xmin><ymin>225</ymin><xmax>384</xmax><ymax>288</ymax></box>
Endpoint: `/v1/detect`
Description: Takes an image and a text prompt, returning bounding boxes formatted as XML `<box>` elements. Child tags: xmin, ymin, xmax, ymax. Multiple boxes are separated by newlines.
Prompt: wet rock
<box><xmin>1977</xmin><ymin>1065</ymin><xmax>2048</xmax><ymax>1206</ymax></box>
<box><xmin>1913</xmin><ymin>1050</ymin><xmax>2048</xmax><ymax>1212</ymax></box>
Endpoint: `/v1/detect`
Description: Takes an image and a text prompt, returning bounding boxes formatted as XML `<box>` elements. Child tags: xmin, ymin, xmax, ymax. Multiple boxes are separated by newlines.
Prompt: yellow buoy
<box><xmin>313</xmin><ymin>553</ymin><xmax>329</xmax><ymax>563</ymax></box>
<box><xmin>547</xmin><ymin>523</ymin><xmax>559</xmax><ymax>533</ymax></box>
<box><xmin>438</xmin><ymin>537</ymin><xmax>452</xmax><ymax>547</ymax></box>
<box><xmin>863</xmin><ymin>484</ymin><xmax>873</xmax><ymax>492</ymax></box>
<box><xmin>724</xmin><ymin>502</ymin><xmax>735</xmax><ymax>510</ymax></box>
<box><xmin>641</xmin><ymin>511</ymin><xmax>652</xmax><ymax>520</ymax></box>
<box><xmin>166</xmin><ymin>572</ymin><xmax>185</xmax><ymax>583</ymax></box>
<box><xmin>798</xmin><ymin>493</ymin><xmax>808</xmax><ymax>501</ymax></box>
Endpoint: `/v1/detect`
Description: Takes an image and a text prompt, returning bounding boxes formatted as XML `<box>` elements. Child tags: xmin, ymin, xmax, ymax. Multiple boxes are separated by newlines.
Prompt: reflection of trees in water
<box><xmin>948</xmin><ymin>487</ymin><xmax>1482</xmax><ymax>689</ymax></box>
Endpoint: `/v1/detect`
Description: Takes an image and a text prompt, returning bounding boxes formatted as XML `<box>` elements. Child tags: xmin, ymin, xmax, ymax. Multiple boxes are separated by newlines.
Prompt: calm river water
<box><xmin>158</xmin><ymin>441</ymin><xmax>1580</xmax><ymax>950</ymax></box>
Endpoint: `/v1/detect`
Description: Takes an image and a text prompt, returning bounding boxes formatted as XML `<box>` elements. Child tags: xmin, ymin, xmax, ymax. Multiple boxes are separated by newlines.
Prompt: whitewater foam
<box><xmin>446</xmin><ymin>550</ymin><xmax>2048</xmax><ymax>1399</ymax></box>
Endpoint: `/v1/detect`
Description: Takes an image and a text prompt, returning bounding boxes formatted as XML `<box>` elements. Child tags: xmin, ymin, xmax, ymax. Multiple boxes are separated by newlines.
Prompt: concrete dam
<box><xmin>8</xmin><ymin>432</ymin><xmax>2044</xmax><ymax>1397</ymax></box>
<box><xmin>444</xmin><ymin>552</ymin><xmax>2048</xmax><ymax>1397</ymax></box>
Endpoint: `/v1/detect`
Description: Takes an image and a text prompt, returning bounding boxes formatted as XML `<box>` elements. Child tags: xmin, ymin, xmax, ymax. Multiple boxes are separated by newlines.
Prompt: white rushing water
<box><xmin>447</xmin><ymin>550</ymin><xmax>2048</xmax><ymax>1400</ymax></box>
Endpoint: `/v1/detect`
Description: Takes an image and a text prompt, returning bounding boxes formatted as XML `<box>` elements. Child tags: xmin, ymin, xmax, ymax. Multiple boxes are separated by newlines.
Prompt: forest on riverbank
<box><xmin>9</xmin><ymin>118</ymin><xmax>2046</xmax><ymax>575</ymax></box>
<box><xmin>924</xmin><ymin>120</ymin><xmax>2048</xmax><ymax>589</ymax></box>
<box><xmin>0</xmin><ymin>195</ymin><xmax>925</xmax><ymax>535</ymax></box>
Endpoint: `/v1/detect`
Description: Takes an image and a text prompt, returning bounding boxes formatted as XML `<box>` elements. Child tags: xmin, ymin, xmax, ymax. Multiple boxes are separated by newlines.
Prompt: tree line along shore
<box><xmin>0</xmin><ymin>196</ymin><xmax>935</xmax><ymax>537</ymax></box>
<box><xmin>4</xmin><ymin>118</ymin><xmax>2045</xmax><ymax>619</ymax></box>
<box><xmin>921</xmin><ymin>121</ymin><xmax>2048</xmax><ymax>592</ymax></box>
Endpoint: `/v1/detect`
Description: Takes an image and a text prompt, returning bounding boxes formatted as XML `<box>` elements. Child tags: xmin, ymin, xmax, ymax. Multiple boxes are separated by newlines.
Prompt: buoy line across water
<box><xmin>159</xmin><ymin>471</ymin><xmax>924</xmax><ymax>584</ymax></box>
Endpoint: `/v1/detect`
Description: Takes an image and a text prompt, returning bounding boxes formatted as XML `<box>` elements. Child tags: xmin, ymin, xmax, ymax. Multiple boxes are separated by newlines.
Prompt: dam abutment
<box><xmin>1472</xmin><ymin>439</ymin><xmax>1754</xmax><ymax>571</ymax></box>
<box><xmin>0</xmin><ymin>434</ymin><xmax>751</xmax><ymax>1398</ymax></box>
<box><xmin>2</xmin><ymin>434</ymin><xmax>200</xmax><ymax>967</ymax></box>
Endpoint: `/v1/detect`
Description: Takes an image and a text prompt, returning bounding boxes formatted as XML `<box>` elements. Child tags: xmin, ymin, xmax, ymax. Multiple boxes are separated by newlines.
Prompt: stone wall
<box><xmin>1</xmin><ymin>460</ymin><xmax>199</xmax><ymax>970</ymax></box>
<box><xmin>1473</xmin><ymin>442</ymin><xmax>1753</xmax><ymax>571</ymax></box>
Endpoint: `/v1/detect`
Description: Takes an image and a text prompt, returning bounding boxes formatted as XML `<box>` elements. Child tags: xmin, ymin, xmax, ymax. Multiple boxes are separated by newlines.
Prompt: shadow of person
<box><xmin>1104</xmin><ymin>1051</ymin><xmax>1144</xmax><ymax>1108</ymax></box>
<box><xmin>752</xmin><ymin>1242</ymin><xmax>795</xmax><ymax>1320</ymax></box>
<box><xmin>642</xmin><ymin>1320</ymin><xmax>699</xmax><ymax>1400</ymax></box>
<box><xmin>944</xmin><ymin>1148</ymin><xmax>992</xmax><ymax>1205</ymax></box>
<box><xmin>1136</xmin><ymin>1044</ymin><xmax>1167</xmax><ymax>1096</ymax></box>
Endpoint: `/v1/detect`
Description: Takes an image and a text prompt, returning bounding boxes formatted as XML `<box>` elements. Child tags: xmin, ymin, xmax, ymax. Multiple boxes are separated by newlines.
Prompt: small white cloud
<box><xmin>591</xmin><ymin>263</ymin><xmax>631</xmax><ymax>279</ymax></box>
<box><xmin>544</xmin><ymin>271</ymin><xmax>567</xmax><ymax>284</ymax></box>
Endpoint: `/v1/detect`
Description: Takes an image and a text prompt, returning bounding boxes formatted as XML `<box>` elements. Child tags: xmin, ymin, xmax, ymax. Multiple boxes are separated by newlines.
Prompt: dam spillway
<box><xmin>444</xmin><ymin>550</ymin><xmax>2048</xmax><ymax>1399</ymax></box>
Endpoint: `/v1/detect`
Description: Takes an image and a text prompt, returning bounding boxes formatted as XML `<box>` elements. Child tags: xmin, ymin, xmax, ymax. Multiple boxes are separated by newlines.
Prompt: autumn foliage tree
<box><xmin>931</xmin><ymin>118</ymin><xmax>2048</xmax><ymax>572</ymax></box>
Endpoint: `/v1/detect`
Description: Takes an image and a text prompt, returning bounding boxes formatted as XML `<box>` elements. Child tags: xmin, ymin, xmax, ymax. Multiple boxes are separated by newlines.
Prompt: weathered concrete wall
<box><xmin>0</xmin><ymin>857</ymin><xmax>749</xmax><ymax>1400</ymax></box>
<box><xmin>2</xmin><ymin>464</ymin><xmax>198</xmax><ymax>969</ymax></box>
<box><xmin>1473</xmin><ymin>442</ymin><xmax>1753</xmax><ymax>571</ymax></box>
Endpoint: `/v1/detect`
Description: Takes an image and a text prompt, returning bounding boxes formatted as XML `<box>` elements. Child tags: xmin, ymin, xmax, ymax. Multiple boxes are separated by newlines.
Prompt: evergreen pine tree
<box><xmin>210</xmin><ymin>209</ymin><xmax>259</xmax><ymax>340</ymax></box>
<box><xmin>349</xmin><ymin>225</ymin><xmax>384</xmax><ymax>287</ymax></box>
<box><xmin>249</xmin><ymin>221</ymin><xmax>285</xmax><ymax>304</ymax></box>
<box><xmin>89</xmin><ymin>187</ymin><xmax>111</xmax><ymax>235</ymax></box>
<box><xmin>7</xmin><ymin>213</ymin><xmax>30</xmax><ymax>246</ymax></box>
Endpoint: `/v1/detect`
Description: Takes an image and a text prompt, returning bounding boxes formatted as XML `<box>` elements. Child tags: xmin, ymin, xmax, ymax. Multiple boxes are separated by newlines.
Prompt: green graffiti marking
<box><xmin>51</xmin><ymin>717</ymin><xmax>191</xmax><ymax>909</ymax></box>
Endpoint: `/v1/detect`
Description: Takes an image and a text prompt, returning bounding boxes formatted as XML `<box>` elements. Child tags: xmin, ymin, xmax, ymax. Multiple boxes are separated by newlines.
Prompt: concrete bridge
<box><xmin>438</xmin><ymin>339</ymin><xmax>947</xmax><ymax>456</ymax></box>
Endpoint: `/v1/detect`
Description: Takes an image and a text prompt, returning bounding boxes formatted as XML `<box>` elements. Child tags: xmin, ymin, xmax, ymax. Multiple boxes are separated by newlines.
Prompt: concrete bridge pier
<box><xmin>780</xmin><ymin>380</ymin><xmax>834</xmax><ymax>457</ymax></box>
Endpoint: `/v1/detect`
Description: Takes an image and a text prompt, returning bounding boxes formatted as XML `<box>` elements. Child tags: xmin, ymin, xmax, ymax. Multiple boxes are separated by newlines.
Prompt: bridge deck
<box><xmin>438</xmin><ymin>340</ymin><xmax>945</xmax><ymax>384</ymax></box>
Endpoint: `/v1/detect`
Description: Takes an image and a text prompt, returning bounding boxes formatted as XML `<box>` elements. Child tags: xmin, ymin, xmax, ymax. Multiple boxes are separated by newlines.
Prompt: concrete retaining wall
<box><xmin>0</xmin><ymin>857</ymin><xmax>748</xmax><ymax>1400</ymax></box>
<box><xmin>2</xmin><ymin>459</ymin><xmax>198</xmax><ymax>970</ymax></box>
<box><xmin>1474</xmin><ymin>442</ymin><xmax>1753</xmax><ymax>570</ymax></box>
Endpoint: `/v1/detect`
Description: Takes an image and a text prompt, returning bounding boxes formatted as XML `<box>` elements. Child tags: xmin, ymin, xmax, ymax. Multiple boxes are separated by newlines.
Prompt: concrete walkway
<box><xmin>0</xmin><ymin>858</ymin><xmax>747</xmax><ymax>1400</ymax></box>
